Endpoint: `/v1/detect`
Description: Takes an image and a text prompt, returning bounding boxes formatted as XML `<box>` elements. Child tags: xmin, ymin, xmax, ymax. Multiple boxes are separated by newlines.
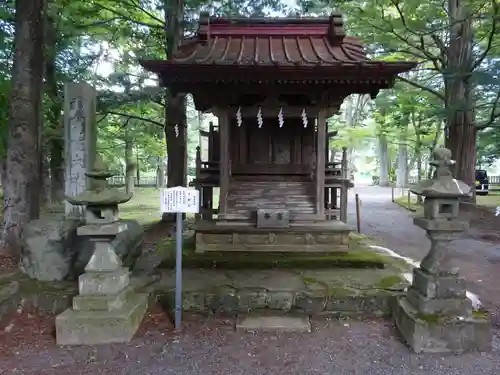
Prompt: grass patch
<box><xmin>375</xmin><ymin>275</ymin><xmax>406</xmax><ymax>289</ymax></box>
<box><xmin>394</xmin><ymin>195</ymin><xmax>422</xmax><ymax>213</ymax></box>
<box><xmin>118</xmin><ymin>187</ymin><xmax>220</xmax><ymax>226</ymax></box>
<box><xmin>472</xmin><ymin>309</ymin><xmax>489</xmax><ymax>320</ymax></box>
<box><xmin>119</xmin><ymin>188</ymin><xmax>162</xmax><ymax>226</ymax></box>
<box><xmin>476</xmin><ymin>190</ymin><xmax>500</xmax><ymax>208</ymax></box>
<box><xmin>395</xmin><ymin>190</ymin><xmax>500</xmax><ymax>211</ymax></box>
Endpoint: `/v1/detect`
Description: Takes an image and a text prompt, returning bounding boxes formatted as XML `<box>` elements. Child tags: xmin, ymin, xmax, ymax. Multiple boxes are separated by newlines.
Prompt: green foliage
<box><xmin>1</xmin><ymin>0</ymin><xmax>499</xmax><ymax>188</ymax></box>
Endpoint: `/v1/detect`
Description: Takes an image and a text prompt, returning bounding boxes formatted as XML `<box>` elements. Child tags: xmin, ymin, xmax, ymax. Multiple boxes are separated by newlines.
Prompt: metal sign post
<box><xmin>160</xmin><ymin>186</ymin><xmax>200</xmax><ymax>330</ymax></box>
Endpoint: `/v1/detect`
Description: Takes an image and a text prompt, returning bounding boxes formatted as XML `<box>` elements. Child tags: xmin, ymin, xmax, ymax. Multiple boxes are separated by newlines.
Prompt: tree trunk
<box><xmin>156</xmin><ymin>156</ymin><xmax>165</xmax><ymax>188</ymax></box>
<box><xmin>125</xmin><ymin>135</ymin><xmax>135</xmax><ymax>195</ymax></box>
<box><xmin>378</xmin><ymin>134</ymin><xmax>390</xmax><ymax>186</ymax></box>
<box><xmin>0</xmin><ymin>159</ymin><xmax>5</xmax><ymax>187</ymax></box>
<box><xmin>3</xmin><ymin>0</ymin><xmax>45</xmax><ymax>252</ymax></box>
<box><xmin>415</xmin><ymin>137</ymin><xmax>423</xmax><ymax>204</ymax></box>
<box><xmin>165</xmin><ymin>94</ymin><xmax>187</xmax><ymax>188</ymax></box>
<box><xmin>162</xmin><ymin>0</ymin><xmax>187</xmax><ymax>222</ymax></box>
<box><xmin>45</xmin><ymin>11</ymin><xmax>64</xmax><ymax>203</ymax></box>
<box><xmin>396</xmin><ymin>123</ymin><xmax>408</xmax><ymax>188</ymax></box>
<box><xmin>444</xmin><ymin>0</ymin><xmax>475</xmax><ymax>189</ymax></box>
<box><xmin>135</xmin><ymin>150</ymin><xmax>140</xmax><ymax>184</ymax></box>
<box><xmin>396</xmin><ymin>143</ymin><xmax>408</xmax><ymax>188</ymax></box>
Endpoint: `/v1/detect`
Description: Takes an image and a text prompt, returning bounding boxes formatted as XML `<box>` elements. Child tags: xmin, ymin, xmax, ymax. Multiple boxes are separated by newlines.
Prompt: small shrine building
<box><xmin>141</xmin><ymin>13</ymin><xmax>416</xmax><ymax>253</ymax></box>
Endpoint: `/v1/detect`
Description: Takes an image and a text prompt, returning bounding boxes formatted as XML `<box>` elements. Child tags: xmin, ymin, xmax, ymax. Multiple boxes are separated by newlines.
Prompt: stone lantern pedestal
<box><xmin>55</xmin><ymin>157</ymin><xmax>148</xmax><ymax>345</ymax></box>
<box><xmin>394</xmin><ymin>148</ymin><xmax>491</xmax><ymax>353</ymax></box>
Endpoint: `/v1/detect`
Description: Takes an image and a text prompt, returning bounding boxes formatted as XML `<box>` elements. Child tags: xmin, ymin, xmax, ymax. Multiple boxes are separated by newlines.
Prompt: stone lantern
<box><xmin>394</xmin><ymin>147</ymin><xmax>491</xmax><ymax>353</ymax></box>
<box><xmin>55</xmin><ymin>156</ymin><xmax>148</xmax><ymax>345</ymax></box>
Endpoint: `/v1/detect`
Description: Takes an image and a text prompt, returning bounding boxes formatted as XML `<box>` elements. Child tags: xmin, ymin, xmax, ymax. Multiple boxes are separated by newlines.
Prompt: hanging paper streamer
<box><xmin>278</xmin><ymin>107</ymin><xmax>284</xmax><ymax>128</ymax></box>
<box><xmin>174</xmin><ymin>124</ymin><xmax>179</xmax><ymax>137</ymax></box>
<box><xmin>257</xmin><ymin>107</ymin><xmax>263</xmax><ymax>128</ymax></box>
<box><xmin>236</xmin><ymin>106</ymin><xmax>242</xmax><ymax>127</ymax></box>
<box><xmin>301</xmin><ymin>108</ymin><xmax>308</xmax><ymax>128</ymax></box>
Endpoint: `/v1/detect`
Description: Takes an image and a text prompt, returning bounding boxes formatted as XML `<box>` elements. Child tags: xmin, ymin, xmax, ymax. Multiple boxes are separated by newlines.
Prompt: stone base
<box><xmin>55</xmin><ymin>292</ymin><xmax>148</xmax><ymax>346</ymax></box>
<box><xmin>394</xmin><ymin>297</ymin><xmax>491</xmax><ymax>354</ymax></box>
<box><xmin>195</xmin><ymin>221</ymin><xmax>351</xmax><ymax>253</ymax></box>
<box><xmin>236</xmin><ymin>314</ymin><xmax>311</xmax><ymax>333</ymax></box>
<box><xmin>155</xmin><ymin>268</ymin><xmax>408</xmax><ymax>318</ymax></box>
<box><xmin>406</xmin><ymin>287</ymin><xmax>472</xmax><ymax>316</ymax></box>
<box><xmin>78</xmin><ymin>268</ymin><xmax>130</xmax><ymax>295</ymax></box>
<box><xmin>72</xmin><ymin>288</ymin><xmax>128</xmax><ymax>311</ymax></box>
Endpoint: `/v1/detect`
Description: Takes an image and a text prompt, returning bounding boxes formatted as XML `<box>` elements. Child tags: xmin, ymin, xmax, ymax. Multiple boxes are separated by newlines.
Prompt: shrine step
<box><xmin>236</xmin><ymin>314</ymin><xmax>311</xmax><ymax>333</ymax></box>
<box><xmin>227</xmin><ymin>180</ymin><xmax>316</xmax><ymax>215</ymax></box>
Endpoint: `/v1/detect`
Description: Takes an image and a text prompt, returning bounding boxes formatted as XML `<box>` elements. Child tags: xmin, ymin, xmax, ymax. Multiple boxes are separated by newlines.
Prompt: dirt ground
<box><xmin>0</xmin><ymin>306</ymin><xmax>499</xmax><ymax>375</ymax></box>
<box><xmin>1</xmin><ymin>187</ymin><xmax>500</xmax><ymax>373</ymax></box>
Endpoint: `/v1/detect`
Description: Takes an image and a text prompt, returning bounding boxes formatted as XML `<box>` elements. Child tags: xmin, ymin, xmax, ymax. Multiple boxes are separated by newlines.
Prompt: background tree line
<box><xmin>0</xmin><ymin>0</ymin><xmax>498</xmax><ymax>251</ymax></box>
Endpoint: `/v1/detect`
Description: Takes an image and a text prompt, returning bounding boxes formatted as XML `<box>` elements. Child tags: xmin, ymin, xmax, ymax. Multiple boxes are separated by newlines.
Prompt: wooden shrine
<box><xmin>141</xmin><ymin>13</ymin><xmax>416</xmax><ymax>253</ymax></box>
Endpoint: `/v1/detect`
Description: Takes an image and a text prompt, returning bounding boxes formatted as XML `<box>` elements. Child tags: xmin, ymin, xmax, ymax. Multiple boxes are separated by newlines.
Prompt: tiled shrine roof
<box><xmin>140</xmin><ymin>13</ymin><xmax>416</xmax><ymax>85</ymax></box>
<box><xmin>168</xmin><ymin>14</ymin><xmax>365</xmax><ymax>66</ymax></box>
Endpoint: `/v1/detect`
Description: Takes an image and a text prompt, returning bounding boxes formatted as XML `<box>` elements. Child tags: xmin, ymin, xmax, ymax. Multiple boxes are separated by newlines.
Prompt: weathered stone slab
<box><xmin>236</xmin><ymin>315</ymin><xmax>311</xmax><ymax>333</ymax></box>
<box><xmin>394</xmin><ymin>297</ymin><xmax>491</xmax><ymax>353</ymax></box>
<box><xmin>56</xmin><ymin>292</ymin><xmax>148</xmax><ymax>346</ymax></box>
<box><xmin>0</xmin><ymin>281</ymin><xmax>20</xmax><ymax>326</ymax></box>
<box><xmin>228</xmin><ymin>270</ymin><xmax>305</xmax><ymax>291</ymax></box>
<box><xmin>20</xmin><ymin>216</ymin><xmax>143</xmax><ymax>281</ymax></box>
<box><xmin>72</xmin><ymin>288</ymin><xmax>127</xmax><ymax>311</ymax></box>
<box><xmin>154</xmin><ymin>268</ymin><xmax>407</xmax><ymax>317</ymax></box>
<box><xmin>64</xmin><ymin>82</ymin><xmax>97</xmax><ymax>218</ymax></box>
<box><xmin>412</xmin><ymin>268</ymin><xmax>466</xmax><ymax>299</ymax></box>
<box><xmin>238</xmin><ymin>290</ymin><xmax>269</xmax><ymax>312</ymax></box>
<box><xmin>77</xmin><ymin>223</ymin><xmax>127</xmax><ymax>237</ymax></box>
<box><xmin>20</xmin><ymin>216</ymin><xmax>83</xmax><ymax>281</ymax></box>
<box><xmin>78</xmin><ymin>268</ymin><xmax>129</xmax><ymax>296</ymax></box>
<box><xmin>267</xmin><ymin>292</ymin><xmax>295</xmax><ymax>311</ymax></box>
<box><xmin>156</xmin><ymin>269</ymin><xmax>231</xmax><ymax>292</ymax></box>
<box><xmin>406</xmin><ymin>288</ymin><xmax>472</xmax><ymax>316</ymax></box>
<box><xmin>326</xmin><ymin>295</ymin><xmax>394</xmax><ymax>317</ymax></box>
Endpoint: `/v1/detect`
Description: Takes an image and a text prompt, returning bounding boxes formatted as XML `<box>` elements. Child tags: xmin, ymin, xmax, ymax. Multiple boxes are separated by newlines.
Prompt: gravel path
<box><xmin>349</xmin><ymin>186</ymin><xmax>500</xmax><ymax>319</ymax></box>
<box><xmin>1</xmin><ymin>185</ymin><xmax>500</xmax><ymax>374</ymax></box>
<box><xmin>1</xmin><ymin>312</ymin><xmax>500</xmax><ymax>375</ymax></box>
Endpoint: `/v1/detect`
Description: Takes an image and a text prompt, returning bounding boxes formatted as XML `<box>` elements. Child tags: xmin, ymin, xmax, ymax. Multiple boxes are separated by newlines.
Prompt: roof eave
<box><xmin>140</xmin><ymin>60</ymin><xmax>417</xmax><ymax>80</ymax></box>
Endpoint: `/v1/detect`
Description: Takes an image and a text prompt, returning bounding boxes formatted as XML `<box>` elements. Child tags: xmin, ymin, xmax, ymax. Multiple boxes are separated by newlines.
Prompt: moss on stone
<box><xmin>18</xmin><ymin>278</ymin><xmax>77</xmax><ymax>296</ymax></box>
<box><xmin>326</xmin><ymin>285</ymin><xmax>359</xmax><ymax>297</ymax></box>
<box><xmin>472</xmin><ymin>309</ymin><xmax>489</xmax><ymax>320</ymax></box>
<box><xmin>375</xmin><ymin>275</ymin><xmax>406</xmax><ymax>289</ymax></box>
<box><xmin>416</xmin><ymin>313</ymin><xmax>442</xmax><ymax>324</ymax></box>
<box><xmin>301</xmin><ymin>275</ymin><xmax>323</xmax><ymax>286</ymax></box>
<box><xmin>159</xmin><ymin>242</ymin><xmax>394</xmax><ymax>270</ymax></box>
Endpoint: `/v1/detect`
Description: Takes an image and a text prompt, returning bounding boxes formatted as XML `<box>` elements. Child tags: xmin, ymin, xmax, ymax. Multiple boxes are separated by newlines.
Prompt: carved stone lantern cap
<box><xmin>65</xmin><ymin>155</ymin><xmax>133</xmax><ymax>207</ymax></box>
<box><xmin>410</xmin><ymin>147</ymin><xmax>471</xmax><ymax>198</ymax></box>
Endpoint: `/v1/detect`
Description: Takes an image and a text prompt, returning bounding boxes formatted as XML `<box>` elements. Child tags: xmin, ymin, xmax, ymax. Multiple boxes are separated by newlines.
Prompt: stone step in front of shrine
<box><xmin>153</xmin><ymin>268</ymin><xmax>410</xmax><ymax>317</ymax></box>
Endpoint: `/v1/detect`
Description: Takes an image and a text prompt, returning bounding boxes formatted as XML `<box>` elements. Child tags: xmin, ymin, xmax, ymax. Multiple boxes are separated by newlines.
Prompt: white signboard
<box><xmin>160</xmin><ymin>186</ymin><xmax>200</xmax><ymax>214</ymax></box>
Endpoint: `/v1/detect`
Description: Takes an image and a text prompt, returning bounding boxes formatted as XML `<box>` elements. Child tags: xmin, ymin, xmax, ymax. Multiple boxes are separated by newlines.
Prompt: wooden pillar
<box><xmin>218</xmin><ymin>109</ymin><xmax>230</xmax><ymax>219</ymax></box>
<box><xmin>340</xmin><ymin>147</ymin><xmax>348</xmax><ymax>223</ymax></box>
<box><xmin>202</xmin><ymin>187</ymin><xmax>212</xmax><ymax>220</ymax></box>
<box><xmin>316</xmin><ymin>110</ymin><xmax>326</xmax><ymax>219</ymax></box>
<box><xmin>341</xmin><ymin>147</ymin><xmax>348</xmax><ymax>178</ymax></box>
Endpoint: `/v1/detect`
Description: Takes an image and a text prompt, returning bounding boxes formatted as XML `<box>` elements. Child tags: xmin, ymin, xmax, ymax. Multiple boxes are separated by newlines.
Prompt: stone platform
<box><xmin>154</xmin><ymin>267</ymin><xmax>409</xmax><ymax>317</ymax></box>
<box><xmin>56</xmin><ymin>292</ymin><xmax>148</xmax><ymax>346</ymax></box>
<box><xmin>394</xmin><ymin>297</ymin><xmax>491</xmax><ymax>354</ymax></box>
<box><xmin>195</xmin><ymin>221</ymin><xmax>351</xmax><ymax>253</ymax></box>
